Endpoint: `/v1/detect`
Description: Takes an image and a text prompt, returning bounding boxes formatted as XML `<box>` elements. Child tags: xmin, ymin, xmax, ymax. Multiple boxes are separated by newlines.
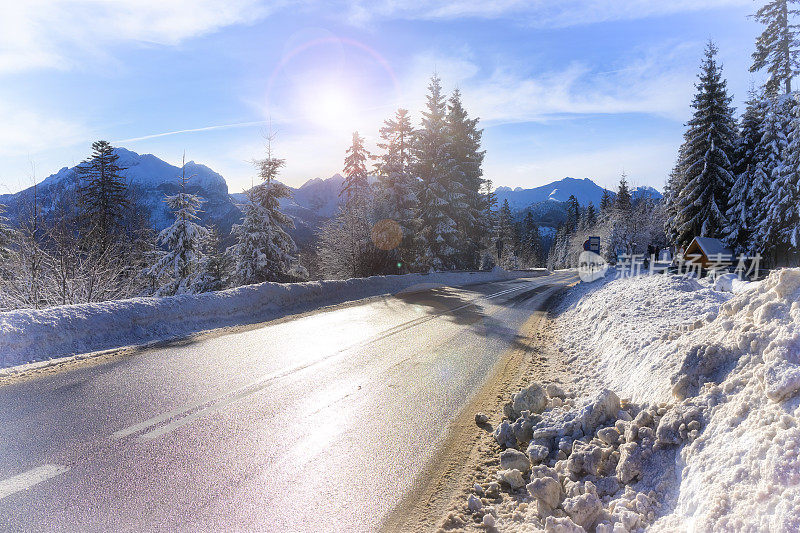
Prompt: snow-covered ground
<box><xmin>459</xmin><ymin>268</ymin><xmax>800</xmax><ymax>532</ymax></box>
<box><xmin>0</xmin><ymin>269</ymin><xmax>527</xmax><ymax>372</ymax></box>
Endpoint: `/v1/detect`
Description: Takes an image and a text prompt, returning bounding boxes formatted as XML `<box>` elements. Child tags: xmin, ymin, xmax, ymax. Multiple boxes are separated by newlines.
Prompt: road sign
<box><xmin>584</xmin><ymin>236</ymin><xmax>600</xmax><ymax>254</ymax></box>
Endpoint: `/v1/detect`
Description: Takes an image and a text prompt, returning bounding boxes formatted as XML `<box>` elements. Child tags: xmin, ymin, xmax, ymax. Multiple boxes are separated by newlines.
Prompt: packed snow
<box><xmin>455</xmin><ymin>268</ymin><xmax>800</xmax><ymax>532</ymax></box>
<box><xmin>0</xmin><ymin>268</ymin><xmax>526</xmax><ymax>371</ymax></box>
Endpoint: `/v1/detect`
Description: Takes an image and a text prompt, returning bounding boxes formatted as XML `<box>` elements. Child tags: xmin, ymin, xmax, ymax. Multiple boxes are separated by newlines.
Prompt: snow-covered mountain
<box><xmin>1</xmin><ymin>148</ymin><xmax>242</xmax><ymax>236</ymax></box>
<box><xmin>0</xmin><ymin>148</ymin><xmax>343</xmax><ymax>247</ymax></box>
<box><xmin>0</xmin><ymin>149</ymin><xmax>661</xmax><ymax>249</ymax></box>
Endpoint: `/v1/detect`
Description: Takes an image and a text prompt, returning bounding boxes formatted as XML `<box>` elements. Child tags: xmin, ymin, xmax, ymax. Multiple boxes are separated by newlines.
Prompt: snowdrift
<box><xmin>466</xmin><ymin>269</ymin><xmax>800</xmax><ymax>532</ymax></box>
<box><xmin>0</xmin><ymin>269</ymin><xmax>526</xmax><ymax>370</ymax></box>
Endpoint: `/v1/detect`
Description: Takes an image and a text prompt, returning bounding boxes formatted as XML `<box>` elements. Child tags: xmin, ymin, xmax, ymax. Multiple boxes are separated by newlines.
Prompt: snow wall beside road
<box><xmin>0</xmin><ymin>269</ymin><xmax>535</xmax><ymax>370</ymax></box>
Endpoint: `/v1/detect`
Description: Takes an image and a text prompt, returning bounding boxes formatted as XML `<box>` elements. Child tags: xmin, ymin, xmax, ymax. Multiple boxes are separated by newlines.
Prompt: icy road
<box><xmin>0</xmin><ymin>272</ymin><xmax>576</xmax><ymax>532</ymax></box>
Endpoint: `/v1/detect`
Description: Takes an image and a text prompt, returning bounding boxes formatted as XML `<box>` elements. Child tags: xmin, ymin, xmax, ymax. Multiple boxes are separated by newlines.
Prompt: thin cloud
<box><xmin>343</xmin><ymin>0</ymin><xmax>751</xmax><ymax>27</ymax></box>
<box><xmin>116</xmin><ymin>121</ymin><xmax>272</xmax><ymax>143</ymax></box>
<box><xmin>402</xmin><ymin>42</ymin><xmax>700</xmax><ymax>124</ymax></box>
<box><xmin>0</xmin><ymin>0</ymin><xmax>275</xmax><ymax>74</ymax></box>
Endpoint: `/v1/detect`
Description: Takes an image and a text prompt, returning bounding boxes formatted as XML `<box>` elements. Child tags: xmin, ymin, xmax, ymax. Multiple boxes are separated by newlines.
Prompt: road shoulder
<box><xmin>382</xmin><ymin>284</ymin><xmax>573</xmax><ymax>532</ymax></box>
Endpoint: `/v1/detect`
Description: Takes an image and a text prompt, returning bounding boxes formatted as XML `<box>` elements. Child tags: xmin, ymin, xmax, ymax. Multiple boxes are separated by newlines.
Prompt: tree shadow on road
<box><xmin>392</xmin><ymin>286</ymin><xmax>550</xmax><ymax>351</ymax></box>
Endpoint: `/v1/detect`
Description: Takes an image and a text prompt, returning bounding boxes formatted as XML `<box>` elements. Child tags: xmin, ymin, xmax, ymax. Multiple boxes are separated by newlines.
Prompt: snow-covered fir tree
<box><xmin>671</xmin><ymin>42</ymin><xmax>737</xmax><ymax>248</ymax></box>
<box><xmin>413</xmin><ymin>75</ymin><xmax>464</xmax><ymax>271</ymax></box>
<box><xmin>751</xmin><ymin>0</ymin><xmax>800</xmax><ymax>94</ymax></box>
<box><xmin>375</xmin><ymin>108</ymin><xmax>418</xmax><ymax>259</ymax></box>
<box><xmin>147</xmin><ymin>159</ymin><xmax>210</xmax><ymax>296</ymax></box>
<box><xmin>228</xmin><ymin>139</ymin><xmax>306</xmax><ymax>284</ymax></box>
<box><xmin>762</xmin><ymin>93</ymin><xmax>800</xmax><ymax>260</ymax></box>
<box><xmin>446</xmin><ymin>88</ymin><xmax>486</xmax><ymax>269</ymax></box>
<box><xmin>663</xmin><ymin>146</ymin><xmax>688</xmax><ymax>246</ymax></box>
<box><xmin>751</xmin><ymin>94</ymin><xmax>794</xmax><ymax>252</ymax></box>
<box><xmin>723</xmin><ymin>91</ymin><xmax>768</xmax><ymax>252</ymax></box>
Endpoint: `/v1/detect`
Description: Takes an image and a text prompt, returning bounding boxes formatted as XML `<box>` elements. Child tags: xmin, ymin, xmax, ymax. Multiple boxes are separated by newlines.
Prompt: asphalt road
<box><xmin>0</xmin><ymin>272</ymin><xmax>576</xmax><ymax>532</ymax></box>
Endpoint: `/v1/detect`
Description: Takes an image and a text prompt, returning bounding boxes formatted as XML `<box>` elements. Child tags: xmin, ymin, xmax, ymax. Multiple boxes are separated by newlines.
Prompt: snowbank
<box><xmin>552</xmin><ymin>273</ymin><xmax>730</xmax><ymax>403</ymax></box>
<box><xmin>462</xmin><ymin>269</ymin><xmax>800</xmax><ymax>531</ymax></box>
<box><xmin>0</xmin><ymin>269</ymin><xmax>526</xmax><ymax>370</ymax></box>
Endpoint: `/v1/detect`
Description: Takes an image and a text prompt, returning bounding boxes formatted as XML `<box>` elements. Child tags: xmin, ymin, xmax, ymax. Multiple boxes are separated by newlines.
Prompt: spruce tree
<box><xmin>148</xmin><ymin>157</ymin><xmax>210</xmax><ymax>296</ymax></box>
<box><xmin>673</xmin><ymin>42</ymin><xmax>738</xmax><ymax>248</ymax></box>
<box><xmin>413</xmin><ymin>75</ymin><xmax>463</xmax><ymax>270</ymax></box>
<box><xmin>0</xmin><ymin>204</ymin><xmax>14</xmax><ymax>264</ymax></box>
<box><xmin>77</xmin><ymin>140</ymin><xmax>128</xmax><ymax>246</ymax></box>
<box><xmin>723</xmin><ymin>91</ymin><xmax>768</xmax><ymax>252</ymax></box>
<box><xmin>599</xmin><ymin>189</ymin><xmax>613</xmax><ymax>214</ymax></box>
<box><xmin>751</xmin><ymin>0</ymin><xmax>800</xmax><ymax>94</ymax></box>
<box><xmin>497</xmin><ymin>199</ymin><xmax>514</xmax><ymax>263</ymax></box>
<box><xmin>565</xmin><ymin>195</ymin><xmax>581</xmax><ymax>232</ymax></box>
<box><xmin>194</xmin><ymin>226</ymin><xmax>232</xmax><ymax>293</ymax></box>
<box><xmin>229</xmin><ymin>139</ymin><xmax>305</xmax><ymax>284</ymax></box>
<box><xmin>375</xmin><ymin>109</ymin><xmax>417</xmax><ymax>243</ymax></box>
<box><xmin>762</xmin><ymin>94</ymin><xmax>800</xmax><ymax>258</ymax></box>
<box><xmin>446</xmin><ymin>88</ymin><xmax>486</xmax><ymax>269</ymax></box>
<box><xmin>584</xmin><ymin>203</ymin><xmax>597</xmax><ymax>229</ymax></box>
<box><xmin>522</xmin><ymin>211</ymin><xmax>542</xmax><ymax>266</ymax></box>
<box><xmin>482</xmin><ymin>179</ymin><xmax>498</xmax><ymax>250</ymax></box>
<box><xmin>752</xmin><ymin>95</ymin><xmax>794</xmax><ymax>252</ymax></box>
<box><xmin>340</xmin><ymin>131</ymin><xmax>372</xmax><ymax>207</ymax></box>
<box><xmin>615</xmin><ymin>174</ymin><xmax>632</xmax><ymax>213</ymax></box>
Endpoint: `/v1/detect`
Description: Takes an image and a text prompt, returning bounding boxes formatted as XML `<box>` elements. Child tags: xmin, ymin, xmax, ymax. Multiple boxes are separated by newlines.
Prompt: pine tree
<box><xmin>413</xmin><ymin>75</ymin><xmax>463</xmax><ymax>270</ymax></box>
<box><xmin>375</xmin><ymin>109</ymin><xmax>417</xmax><ymax>245</ymax></box>
<box><xmin>762</xmin><ymin>93</ymin><xmax>800</xmax><ymax>259</ymax></box>
<box><xmin>229</xmin><ymin>138</ymin><xmax>306</xmax><ymax>284</ymax></box>
<box><xmin>340</xmin><ymin>131</ymin><xmax>372</xmax><ymax>207</ymax></box>
<box><xmin>751</xmin><ymin>0</ymin><xmax>800</xmax><ymax>94</ymax></box>
<box><xmin>147</xmin><ymin>157</ymin><xmax>210</xmax><ymax>296</ymax></box>
<box><xmin>446</xmin><ymin>88</ymin><xmax>486</xmax><ymax>269</ymax></box>
<box><xmin>723</xmin><ymin>91</ymin><xmax>768</xmax><ymax>252</ymax></box>
<box><xmin>673</xmin><ymin>42</ymin><xmax>738</xmax><ymax>248</ymax></box>
<box><xmin>77</xmin><ymin>140</ymin><xmax>128</xmax><ymax>246</ymax></box>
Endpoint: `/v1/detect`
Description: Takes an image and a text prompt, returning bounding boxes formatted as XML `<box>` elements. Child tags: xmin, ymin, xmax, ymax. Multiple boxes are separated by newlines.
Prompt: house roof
<box><xmin>687</xmin><ymin>237</ymin><xmax>733</xmax><ymax>258</ymax></box>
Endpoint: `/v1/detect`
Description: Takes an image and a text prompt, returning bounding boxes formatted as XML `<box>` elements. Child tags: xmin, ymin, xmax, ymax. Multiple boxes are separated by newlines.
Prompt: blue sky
<box><xmin>0</xmin><ymin>1</ymin><xmax>763</xmax><ymax>195</ymax></box>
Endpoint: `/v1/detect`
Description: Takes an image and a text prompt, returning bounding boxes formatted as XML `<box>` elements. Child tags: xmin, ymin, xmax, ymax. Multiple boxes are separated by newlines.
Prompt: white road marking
<box><xmin>0</xmin><ymin>465</ymin><xmax>70</xmax><ymax>500</ymax></box>
<box><xmin>113</xmin><ymin>279</ymin><xmax>551</xmax><ymax>441</ymax></box>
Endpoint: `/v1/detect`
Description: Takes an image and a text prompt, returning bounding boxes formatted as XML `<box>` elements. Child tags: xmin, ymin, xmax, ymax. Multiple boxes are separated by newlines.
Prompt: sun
<box><xmin>302</xmin><ymin>82</ymin><xmax>356</xmax><ymax>130</ymax></box>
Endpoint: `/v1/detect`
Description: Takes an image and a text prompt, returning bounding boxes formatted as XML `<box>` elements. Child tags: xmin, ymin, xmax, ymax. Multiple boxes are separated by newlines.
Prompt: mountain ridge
<box><xmin>0</xmin><ymin>148</ymin><xmax>661</xmax><ymax>248</ymax></box>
